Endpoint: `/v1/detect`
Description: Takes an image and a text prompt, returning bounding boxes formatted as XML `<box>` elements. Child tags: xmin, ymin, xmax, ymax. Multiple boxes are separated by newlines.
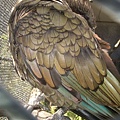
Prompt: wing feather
<box><xmin>78</xmin><ymin>53</ymin><xmax>98</xmax><ymax>90</ymax></box>
<box><xmin>39</xmin><ymin>66</ymin><xmax>55</xmax><ymax>88</ymax></box>
<box><xmin>9</xmin><ymin>0</ymin><xmax>120</xmax><ymax>107</ymax></box>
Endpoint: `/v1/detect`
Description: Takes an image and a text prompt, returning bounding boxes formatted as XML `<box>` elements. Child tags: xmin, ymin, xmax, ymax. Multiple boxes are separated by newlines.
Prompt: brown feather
<box><xmin>26</xmin><ymin>59</ymin><xmax>42</xmax><ymax>79</ymax></box>
<box><xmin>102</xmin><ymin>50</ymin><xmax>120</xmax><ymax>80</ymax></box>
<box><xmin>54</xmin><ymin>58</ymin><xmax>66</xmax><ymax>75</ymax></box>
<box><xmin>77</xmin><ymin>52</ymin><xmax>98</xmax><ymax>90</ymax></box>
<box><xmin>73</xmin><ymin>58</ymin><xmax>88</xmax><ymax>89</ymax></box>
<box><xmin>56</xmin><ymin>51</ymin><xmax>67</xmax><ymax>69</ymax></box>
<box><xmin>9</xmin><ymin>0</ymin><xmax>120</xmax><ymax>108</ymax></box>
<box><xmin>43</xmin><ymin>53</ymin><xmax>50</xmax><ymax>68</ymax></box>
<box><xmin>36</xmin><ymin>52</ymin><xmax>44</xmax><ymax>65</ymax></box>
<box><xmin>39</xmin><ymin>66</ymin><xmax>55</xmax><ymax>88</ymax></box>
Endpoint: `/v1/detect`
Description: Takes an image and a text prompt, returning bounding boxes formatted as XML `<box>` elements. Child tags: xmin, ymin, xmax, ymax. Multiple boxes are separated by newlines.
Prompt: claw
<box><xmin>46</xmin><ymin>108</ymin><xmax>70</xmax><ymax>120</ymax></box>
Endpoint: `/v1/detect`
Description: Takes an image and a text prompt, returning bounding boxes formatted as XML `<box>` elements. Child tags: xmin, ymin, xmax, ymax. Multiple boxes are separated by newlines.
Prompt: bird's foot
<box><xmin>46</xmin><ymin>108</ymin><xmax>70</xmax><ymax>120</ymax></box>
<box><xmin>24</xmin><ymin>88</ymin><xmax>49</xmax><ymax>113</ymax></box>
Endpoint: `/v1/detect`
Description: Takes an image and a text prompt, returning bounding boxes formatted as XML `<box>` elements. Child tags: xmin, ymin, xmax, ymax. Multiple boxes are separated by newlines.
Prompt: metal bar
<box><xmin>0</xmin><ymin>86</ymin><xmax>37</xmax><ymax>120</ymax></box>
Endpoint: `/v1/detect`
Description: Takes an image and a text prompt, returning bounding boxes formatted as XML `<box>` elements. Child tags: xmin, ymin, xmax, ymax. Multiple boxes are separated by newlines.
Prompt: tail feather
<box><xmin>106</xmin><ymin>70</ymin><xmax>120</xmax><ymax>94</ymax></box>
<box><xmin>58</xmin><ymin>85</ymin><xmax>120</xmax><ymax>120</ymax></box>
<box><xmin>61</xmin><ymin>73</ymin><xmax>120</xmax><ymax>119</ymax></box>
<box><xmin>81</xmin><ymin>95</ymin><xmax>114</xmax><ymax>117</ymax></box>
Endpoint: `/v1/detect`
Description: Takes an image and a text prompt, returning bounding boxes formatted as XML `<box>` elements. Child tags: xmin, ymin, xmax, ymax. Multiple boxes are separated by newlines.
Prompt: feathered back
<box><xmin>9</xmin><ymin>1</ymin><xmax>120</xmax><ymax>119</ymax></box>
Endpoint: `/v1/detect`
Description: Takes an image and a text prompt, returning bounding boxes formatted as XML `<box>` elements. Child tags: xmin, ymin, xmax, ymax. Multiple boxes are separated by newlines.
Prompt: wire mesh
<box><xmin>0</xmin><ymin>0</ymin><xmax>33</xmax><ymax>119</ymax></box>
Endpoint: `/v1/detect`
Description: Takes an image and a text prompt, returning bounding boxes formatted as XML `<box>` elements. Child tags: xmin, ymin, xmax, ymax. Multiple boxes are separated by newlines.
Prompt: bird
<box><xmin>8</xmin><ymin>0</ymin><xmax>120</xmax><ymax>119</ymax></box>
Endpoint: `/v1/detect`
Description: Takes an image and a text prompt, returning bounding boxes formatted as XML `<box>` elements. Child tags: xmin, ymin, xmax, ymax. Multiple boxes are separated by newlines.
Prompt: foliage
<box><xmin>65</xmin><ymin>111</ymin><xmax>85</xmax><ymax>120</ymax></box>
<box><xmin>50</xmin><ymin>106</ymin><xmax>84</xmax><ymax>120</ymax></box>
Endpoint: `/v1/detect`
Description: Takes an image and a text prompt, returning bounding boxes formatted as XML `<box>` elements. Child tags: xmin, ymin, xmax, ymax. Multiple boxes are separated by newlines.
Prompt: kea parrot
<box><xmin>8</xmin><ymin>0</ymin><xmax>120</xmax><ymax>119</ymax></box>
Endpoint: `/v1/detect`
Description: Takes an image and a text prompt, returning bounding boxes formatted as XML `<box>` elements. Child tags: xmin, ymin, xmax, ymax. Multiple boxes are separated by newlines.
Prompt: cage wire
<box><xmin>0</xmin><ymin>0</ymin><xmax>33</xmax><ymax>119</ymax></box>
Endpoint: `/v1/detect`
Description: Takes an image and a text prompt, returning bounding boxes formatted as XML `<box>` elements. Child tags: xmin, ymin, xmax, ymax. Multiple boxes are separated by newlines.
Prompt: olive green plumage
<box><xmin>8</xmin><ymin>0</ymin><xmax>120</xmax><ymax>119</ymax></box>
